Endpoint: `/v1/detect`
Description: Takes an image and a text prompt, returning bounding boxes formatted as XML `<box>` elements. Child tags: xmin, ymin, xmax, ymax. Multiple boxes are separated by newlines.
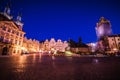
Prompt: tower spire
<box><xmin>96</xmin><ymin>17</ymin><xmax>112</xmax><ymax>40</ymax></box>
<box><xmin>15</xmin><ymin>12</ymin><xmax>24</xmax><ymax>30</ymax></box>
<box><xmin>4</xmin><ymin>3</ymin><xmax>11</xmax><ymax>15</ymax></box>
<box><xmin>17</xmin><ymin>12</ymin><xmax>22</xmax><ymax>21</ymax></box>
<box><xmin>3</xmin><ymin>2</ymin><xmax>13</xmax><ymax>20</ymax></box>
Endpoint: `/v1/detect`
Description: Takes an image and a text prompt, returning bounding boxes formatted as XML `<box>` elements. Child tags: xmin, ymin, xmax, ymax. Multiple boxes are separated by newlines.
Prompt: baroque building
<box><xmin>41</xmin><ymin>38</ymin><xmax>68</xmax><ymax>53</ymax></box>
<box><xmin>94</xmin><ymin>17</ymin><xmax>120</xmax><ymax>54</ymax></box>
<box><xmin>22</xmin><ymin>37</ymin><xmax>40</xmax><ymax>53</ymax></box>
<box><xmin>0</xmin><ymin>6</ymin><xmax>25</xmax><ymax>55</ymax></box>
<box><xmin>97</xmin><ymin>35</ymin><xmax>120</xmax><ymax>54</ymax></box>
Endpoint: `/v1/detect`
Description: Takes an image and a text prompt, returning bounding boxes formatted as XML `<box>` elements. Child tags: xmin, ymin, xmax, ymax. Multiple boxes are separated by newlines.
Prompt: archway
<box><xmin>2</xmin><ymin>46</ymin><xmax>8</xmax><ymax>55</ymax></box>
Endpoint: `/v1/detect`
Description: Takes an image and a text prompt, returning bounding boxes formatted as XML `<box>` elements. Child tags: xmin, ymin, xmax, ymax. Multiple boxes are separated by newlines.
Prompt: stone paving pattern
<box><xmin>0</xmin><ymin>54</ymin><xmax>120</xmax><ymax>80</ymax></box>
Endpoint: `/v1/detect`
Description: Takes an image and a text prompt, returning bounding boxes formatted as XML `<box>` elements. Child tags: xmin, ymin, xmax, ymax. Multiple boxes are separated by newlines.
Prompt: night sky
<box><xmin>0</xmin><ymin>0</ymin><xmax>120</xmax><ymax>43</ymax></box>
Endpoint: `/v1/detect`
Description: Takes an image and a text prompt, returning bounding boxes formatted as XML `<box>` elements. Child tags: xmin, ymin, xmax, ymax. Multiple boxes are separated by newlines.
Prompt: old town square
<box><xmin>0</xmin><ymin>0</ymin><xmax>120</xmax><ymax>80</ymax></box>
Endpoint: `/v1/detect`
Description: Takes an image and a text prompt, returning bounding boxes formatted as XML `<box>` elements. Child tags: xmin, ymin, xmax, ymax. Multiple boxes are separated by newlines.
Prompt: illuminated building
<box><xmin>56</xmin><ymin>39</ymin><xmax>68</xmax><ymax>52</ymax></box>
<box><xmin>22</xmin><ymin>37</ymin><xmax>40</xmax><ymax>53</ymax></box>
<box><xmin>42</xmin><ymin>38</ymin><xmax>68</xmax><ymax>52</ymax></box>
<box><xmin>98</xmin><ymin>35</ymin><xmax>120</xmax><ymax>54</ymax></box>
<box><xmin>95</xmin><ymin>17</ymin><xmax>120</xmax><ymax>54</ymax></box>
<box><xmin>95</xmin><ymin>17</ymin><xmax>112</xmax><ymax>40</ymax></box>
<box><xmin>87</xmin><ymin>43</ymin><xmax>97</xmax><ymax>52</ymax></box>
<box><xmin>43</xmin><ymin>39</ymin><xmax>50</xmax><ymax>51</ymax></box>
<box><xmin>0</xmin><ymin>6</ymin><xmax>25</xmax><ymax>55</ymax></box>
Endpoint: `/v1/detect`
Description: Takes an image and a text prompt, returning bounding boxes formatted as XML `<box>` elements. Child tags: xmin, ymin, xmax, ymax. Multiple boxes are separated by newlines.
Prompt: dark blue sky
<box><xmin>0</xmin><ymin>0</ymin><xmax>120</xmax><ymax>43</ymax></box>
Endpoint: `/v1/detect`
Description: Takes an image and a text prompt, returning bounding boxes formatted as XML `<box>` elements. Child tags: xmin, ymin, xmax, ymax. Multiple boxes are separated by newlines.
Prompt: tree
<box><xmin>68</xmin><ymin>39</ymin><xmax>76</xmax><ymax>48</ymax></box>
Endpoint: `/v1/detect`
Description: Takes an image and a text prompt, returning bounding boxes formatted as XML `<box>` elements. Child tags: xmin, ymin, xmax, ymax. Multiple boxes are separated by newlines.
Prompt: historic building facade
<box><xmin>94</xmin><ymin>17</ymin><xmax>120</xmax><ymax>54</ymax></box>
<box><xmin>22</xmin><ymin>37</ymin><xmax>40</xmax><ymax>53</ymax></box>
<box><xmin>97</xmin><ymin>35</ymin><xmax>120</xmax><ymax>53</ymax></box>
<box><xmin>0</xmin><ymin>6</ymin><xmax>25</xmax><ymax>55</ymax></box>
<box><xmin>41</xmin><ymin>38</ymin><xmax>68</xmax><ymax>53</ymax></box>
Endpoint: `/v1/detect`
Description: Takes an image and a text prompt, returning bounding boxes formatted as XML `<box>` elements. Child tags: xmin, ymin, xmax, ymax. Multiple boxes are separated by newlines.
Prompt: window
<box><xmin>17</xmin><ymin>32</ymin><xmax>19</xmax><ymax>36</ymax></box>
<box><xmin>1</xmin><ymin>36</ymin><xmax>4</xmax><ymax>40</ymax></box>
<box><xmin>2</xmin><ymin>26</ymin><xmax>6</xmax><ymax>31</ymax></box>
<box><xmin>0</xmin><ymin>36</ymin><xmax>4</xmax><ymax>41</ymax></box>
<box><xmin>8</xmin><ymin>29</ymin><xmax>11</xmax><ymax>32</ymax></box>
<box><xmin>11</xmin><ymin>39</ymin><xmax>13</xmax><ymax>43</ymax></box>
<box><xmin>12</xmin><ymin>30</ymin><xmax>15</xmax><ymax>34</ymax></box>
<box><xmin>5</xmin><ymin>39</ymin><xmax>9</xmax><ymax>43</ymax></box>
<box><xmin>20</xmin><ymin>34</ymin><xmax>23</xmax><ymax>37</ymax></box>
<box><xmin>15</xmin><ymin>40</ymin><xmax>18</xmax><ymax>44</ymax></box>
<box><xmin>19</xmin><ymin>41</ymin><xmax>21</xmax><ymax>45</ymax></box>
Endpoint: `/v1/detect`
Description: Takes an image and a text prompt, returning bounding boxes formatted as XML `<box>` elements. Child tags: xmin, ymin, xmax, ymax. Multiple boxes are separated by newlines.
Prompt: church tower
<box><xmin>3</xmin><ymin>4</ymin><xmax>13</xmax><ymax>20</ymax></box>
<box><xmin>95</xmin><ymin>17</ymin><xmax>112</xmax><ymax>40</ymax></box>
<box><xmin>4</xmin><ymin>5</ymin><xmax>10</xmax><ymax>14</ymax></box>
<box><xmin>15</xmin><ymin>13</ymin><xmax>24</xmax><ymax>30</ymax></box>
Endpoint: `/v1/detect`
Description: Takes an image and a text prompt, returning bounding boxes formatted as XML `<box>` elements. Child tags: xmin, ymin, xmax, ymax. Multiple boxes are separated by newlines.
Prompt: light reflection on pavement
<box><xmin>0</xmin><ymin>54</ymin><xmax>120</xmax><ymax>80</ymax></box>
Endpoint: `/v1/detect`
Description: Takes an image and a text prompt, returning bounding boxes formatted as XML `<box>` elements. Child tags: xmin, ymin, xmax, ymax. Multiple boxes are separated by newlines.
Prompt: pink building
<box><xmin>42</xmin><ymin>38</ymin><xmax>68</xmax><ymax>52</ymax></box>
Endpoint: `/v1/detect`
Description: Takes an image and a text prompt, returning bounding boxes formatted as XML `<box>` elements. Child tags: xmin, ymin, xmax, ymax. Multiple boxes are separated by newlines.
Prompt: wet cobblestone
<box><xmin>0</xmin><ymin>54</ymin><xmax>120</xmax><ymax>80</ymax></box>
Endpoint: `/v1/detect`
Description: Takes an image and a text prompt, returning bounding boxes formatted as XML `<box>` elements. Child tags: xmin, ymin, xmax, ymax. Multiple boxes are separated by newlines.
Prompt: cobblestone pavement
<box><xmin>0</xmin><ymin>54</ymin><xmax>120</xmax><ymax>80</ymax></box>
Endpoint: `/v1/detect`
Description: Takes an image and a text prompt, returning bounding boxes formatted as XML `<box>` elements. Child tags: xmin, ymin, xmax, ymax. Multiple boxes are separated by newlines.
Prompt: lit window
<box><xmin>13</xmin><ymin>50</ymin><xmax>15</xmax><ymax>53</ymax></box>
<box><xmin>19</xmin><ymin>42</ymin><xmax>21</xmax><ymax>45</ymax></box>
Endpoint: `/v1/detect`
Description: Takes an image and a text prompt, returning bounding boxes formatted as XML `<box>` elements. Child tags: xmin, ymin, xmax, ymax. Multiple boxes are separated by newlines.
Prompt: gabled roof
<box><xmin>0</xmin><ymin>12</ymin><xmax>25</xmax><ymax>33</ymax></box>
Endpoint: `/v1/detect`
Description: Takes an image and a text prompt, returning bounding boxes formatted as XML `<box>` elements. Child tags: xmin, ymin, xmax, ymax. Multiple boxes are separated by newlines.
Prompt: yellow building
<box><xmin>0</xmin><ymin>6</ymin><xmax>25</xmax><ymax>55</ymax></box>
<box><xmin>22</xmin><ymin>37</ymin><xmax>40</xmax><ymax>53</ymax></box>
